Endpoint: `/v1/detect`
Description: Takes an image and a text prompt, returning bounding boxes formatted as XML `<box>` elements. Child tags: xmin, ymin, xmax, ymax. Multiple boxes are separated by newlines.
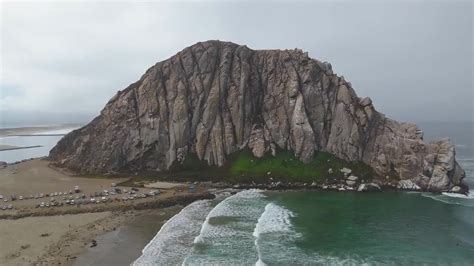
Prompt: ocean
<box><xmin>134</xmin><ymin>122</ymin><xmax>474</xmax><ymax>265</ymax></box>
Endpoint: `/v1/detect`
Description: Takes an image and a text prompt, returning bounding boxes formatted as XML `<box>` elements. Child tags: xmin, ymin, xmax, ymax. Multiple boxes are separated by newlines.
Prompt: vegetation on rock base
<box><xmin>120</xmin><ymin>149</ymin><xmax>375</xmax><ymax>186</ymax></box>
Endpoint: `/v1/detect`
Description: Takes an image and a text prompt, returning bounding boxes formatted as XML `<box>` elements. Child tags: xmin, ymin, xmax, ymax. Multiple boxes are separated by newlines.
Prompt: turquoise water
<box><xmin>270</xmin><ymin>191</ymin><xmax>474</xmax><ymax>265</ymax></box>
<box><xmin>135</xmin><ymin>122</ymin><xmax>474</xmax><ymax>265</ymax></box>
<box><xmin>133</xmin><ymin>189</ymin><xmax>474</xmax><ymax>265</ymax></box>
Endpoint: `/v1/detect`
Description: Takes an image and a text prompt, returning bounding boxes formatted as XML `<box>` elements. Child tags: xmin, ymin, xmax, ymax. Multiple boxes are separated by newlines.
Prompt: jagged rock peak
<box><xmin>49</xmin><ymin>40</ymin><xmax>466</xmax><ymax>192</ymax></box>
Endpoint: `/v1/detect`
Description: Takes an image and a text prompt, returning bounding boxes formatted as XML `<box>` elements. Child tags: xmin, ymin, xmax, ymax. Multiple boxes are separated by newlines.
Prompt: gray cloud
<box><xmin>1</xmin><ymin>1</ymin><xmax>472</xmax><ymax>126</ymax></box>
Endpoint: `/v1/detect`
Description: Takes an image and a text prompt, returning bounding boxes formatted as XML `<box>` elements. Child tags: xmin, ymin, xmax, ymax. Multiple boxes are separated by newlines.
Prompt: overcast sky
<box><xmin>1</xmin><ymin>0</ymin><xmax>472</xmax><ymax>126</ymax></box>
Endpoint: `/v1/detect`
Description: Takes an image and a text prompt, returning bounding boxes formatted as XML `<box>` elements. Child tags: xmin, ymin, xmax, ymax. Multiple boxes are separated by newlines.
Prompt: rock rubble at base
<box><xmin>397</xmin><ymin>180</ymin><xmax>421</xmax><ymax>191</ymax></box>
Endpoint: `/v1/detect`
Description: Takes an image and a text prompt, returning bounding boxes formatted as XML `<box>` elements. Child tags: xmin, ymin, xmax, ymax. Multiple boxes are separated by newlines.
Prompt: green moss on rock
<box><xmin>159</xmin><ymin>149</ymin><xmax>375</xmax><ymax>184</ymax></box>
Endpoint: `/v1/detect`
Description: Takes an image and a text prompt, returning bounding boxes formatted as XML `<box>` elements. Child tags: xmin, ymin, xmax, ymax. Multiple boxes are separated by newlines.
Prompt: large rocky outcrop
<box><xmin>49</xmin><ymin>40</ymin><xmax>466</xmax><ymax>192</ymax></box>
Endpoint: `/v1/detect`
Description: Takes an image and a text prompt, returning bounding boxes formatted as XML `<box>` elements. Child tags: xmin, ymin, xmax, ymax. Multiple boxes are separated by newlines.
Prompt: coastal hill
<box><xmin>49</xmin><ymin>40</ymin><xmax>466</xmax><ymax>192</ymax></box>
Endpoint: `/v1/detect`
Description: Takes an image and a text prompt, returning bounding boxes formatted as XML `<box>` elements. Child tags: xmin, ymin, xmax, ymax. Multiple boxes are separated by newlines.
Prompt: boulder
<box><xmin>359</xmin><ymin>97</ymin><xmax>372</xmax><ymax>107</ymax></box>
<box><xmin>48</xmin><ymin>40</ymin><xmax>466</xmax><ymax>192</ymax></box>
<box><xmin>397</xmin><ymin>180</ymin><xmax>421</xmax><ymax>190</ymax></box>
<box><xmin>357</xmin><ymin>184</ymin><xmax>367</xmax><ymax>192</ymax></box>
<box><xmin>346</xmin><ymin>180</ymin><xmax>356</xmax><ymax>186</ymax></box>
<box><xmin>449</xmin><ymin>186</ymin><xmax>462</xmax><ymax>193</ymax></box>
<box><xmin>367</xmin><ymin>183</ymin><xmax>381</xmax><ymax>191</ymax></box>
<box><xmin>357</xmin><ymin>183</ymin><xmax>381</xmax><ymax>192</ymax></box>
<box><xmin>340</xmin><ymin>168</ymin><xmax>352</xmax><ymax>176</ymax></box>
<box><xmin>347</xmin><ymin>175</ymin><xmax>358</xmax><ymax>181</ymax></box>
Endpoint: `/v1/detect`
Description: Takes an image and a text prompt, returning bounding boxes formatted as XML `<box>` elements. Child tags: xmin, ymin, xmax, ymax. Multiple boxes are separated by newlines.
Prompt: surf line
<box><xmin>252</xmin><ymin>202</ymin><xmax>299</xmax><ymax>266</ymax></box>
<box><xmin>253</xmin><ymin>203</ymin><xmax>269</xmax><ymax>266</ymax></box>
<box><xmin>193</xmin><ymin>189</ymin><xmax>265</xmax><ymax>244</ymax></box>
<box><xmin>185</xmin><ymin>189</ymin><xmax>268</xmax><ymax>265</ymax></box>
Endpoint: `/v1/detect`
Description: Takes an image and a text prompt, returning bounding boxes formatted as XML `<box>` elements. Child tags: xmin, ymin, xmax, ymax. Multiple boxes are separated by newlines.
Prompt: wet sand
<box><xmin>73</xmin><ymin>206</ymin><xmax>182</xmax><ymax>266</ymax></box>
<box><xmin>0</xmin><ymin>209</ymin><xmax>178</xmax><ymax>266</ymax></box>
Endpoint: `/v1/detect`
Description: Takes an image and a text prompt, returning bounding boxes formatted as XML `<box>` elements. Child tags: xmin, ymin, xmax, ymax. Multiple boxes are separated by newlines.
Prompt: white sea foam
<box><xmin>133</xmin><ymin>199</ymin><xmax>213</xmax><ymax>266</ymax></box>
<box><xmin>421</xmin><ymin>192</ymin><xmax>474</xmax><ymax>208</ymax></box>
<box><xmin>421</xmin><ymin>193</ymin><xmax>461</xmax><ymax>205</ymax></box>
<box><xmin>253</xmin><ymin>202</ymin><xmax>297</xmax><ymax>266</ymax></box>
<box><xmin>250</xmin><ymin>202</ymin><xmax>363</xmax><ymax>265</ymax></box>
<box><xmin>193</xmin><ymin>189</ymin><xmax>265</xmax><ymax>244</ymax></box>
<box><xmin>442</xmin><ymin>191</ymin><xmax>474</xmax><ymax>199</ymax></box>
<box><xmin>183</xmin><ymin>190</ymin><xmax>267</xmax><ymax>265</ymax></box>
<box><xmin>253</xmin><ymin>203</ymin><xmax>296</xmax><ymax>238</ymax></box>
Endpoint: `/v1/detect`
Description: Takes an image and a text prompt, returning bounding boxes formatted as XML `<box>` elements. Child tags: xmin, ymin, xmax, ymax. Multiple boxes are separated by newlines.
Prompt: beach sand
<box><xmin>0</xmin><ymin>159</ymin><xmax>128</xmax><ymax>199</ymax></box>
<box><xmin>0</xmin><ymin>212</ymin><xmax>111</xmax><ymax>265</ymax></box>
<box><xmin>0</xmin><ymin>159</ymin><xmax>213</xmax><ymax>265</ymax></box>
<box><xmin>0</xmin><ymin>208</ymin><xmax>183</xmax><ymax>266</ymax></box>
<box><xmin>0</xmin><ymin>159</ymin><xmax>211</xmax><ymax>219</ymax></box>
<box><xmin>72</xmin><ymin>206</ymin><xmax>182</xmax><ymax>266</ymax></box>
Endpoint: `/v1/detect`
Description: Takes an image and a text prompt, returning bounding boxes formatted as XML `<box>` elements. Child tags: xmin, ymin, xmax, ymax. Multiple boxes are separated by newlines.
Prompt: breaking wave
<box><xmin>253</xmin><ymin>202</ymin><xmax>298</xmax><ymax>265</ymax></box>
<box><xmin>135</xmin><ymin>185</ymin><xmax>474</xmax><ymax>265</ymax></box>
<box><xmin>193</xmin><ymin>189</ymin><xmax>266</xmax><ymax>244</ymax></box>
<box><xmin>133</xmin><ymin>200</ymin><xmax>213</xmax><ymax>265</ymax></box>
<box><xmin>183</xmin><ymin>189</ymin><xmax>267</xmax><ymax>265</ymax></box>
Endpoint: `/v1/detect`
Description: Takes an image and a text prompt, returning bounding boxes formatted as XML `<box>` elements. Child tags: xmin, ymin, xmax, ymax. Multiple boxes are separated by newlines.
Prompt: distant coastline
<box><xmin>0</xmin><ymin>145</ymin><xmax>42</xmax><ymax>152</ymax></box>
<box><xmin>0</xmin><ymin>124</ymin><xmax>82</xmax><ymax>137</ymax></box>
<box><xmin>0</xmin><ymin>125</ymin><xmax>82</xmax><ymax>164</ymax></box>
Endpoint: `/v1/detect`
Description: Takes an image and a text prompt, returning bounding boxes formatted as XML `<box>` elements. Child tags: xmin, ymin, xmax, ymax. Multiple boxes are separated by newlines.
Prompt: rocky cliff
<box><xmin>49</xmin><ymin>40</ymin><xmax>466</xmax><ymax>192</ymax></box>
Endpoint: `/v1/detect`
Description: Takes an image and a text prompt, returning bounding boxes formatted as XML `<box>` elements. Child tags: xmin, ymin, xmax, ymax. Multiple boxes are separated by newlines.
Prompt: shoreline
<box><xmin>72</xmin><ymin>206</ymin><xmax>183</xmax><ymax>266</ymax></box>
<box><xmin>0</xmin><ymin>193</ymin><xmax>214</xmax><ymax>265</ymax></box>
<box><xmin>37</xmin><ymin>207</ymin><xmax>184</xmax><ymax>266</ymax></box>
<box><xmin>0</xmin><ymin>208</ymin><xmax>185</xmax><ymax>266</ymax></box>
<box><xmin>2</xmin><ymin>156</ymin><xmax>469</xmax><ymax>194</ymax></box>
<box><xmin>0</xmin><ymin>157</ymin><xmax>470</xmax><ymax>265</ymax></box>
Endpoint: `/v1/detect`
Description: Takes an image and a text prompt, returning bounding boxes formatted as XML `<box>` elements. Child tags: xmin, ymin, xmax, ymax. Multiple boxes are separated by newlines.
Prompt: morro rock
<box><xmin>49</xmin><ymin>40</ymin><xmax>466</xmax><ymax>192</ymax></box>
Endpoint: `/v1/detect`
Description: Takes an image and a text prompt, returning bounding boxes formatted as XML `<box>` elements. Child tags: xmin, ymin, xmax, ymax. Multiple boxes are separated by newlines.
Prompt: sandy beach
<box><xmin>0</xmin><ymin>159</ymin><xmax>213</xmax><ymax>265</ymax></box>
<box><xmin>0</xmin><ymin>212</ymin><xmax>111</xmax><ymax>265</ymax></box>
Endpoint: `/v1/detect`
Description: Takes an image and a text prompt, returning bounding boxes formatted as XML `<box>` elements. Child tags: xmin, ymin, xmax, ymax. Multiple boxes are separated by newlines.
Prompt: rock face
<box><xmin>49</xmin><ymin>40</ymin><xmax>466</xmax><ymax>192</ymax></box>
